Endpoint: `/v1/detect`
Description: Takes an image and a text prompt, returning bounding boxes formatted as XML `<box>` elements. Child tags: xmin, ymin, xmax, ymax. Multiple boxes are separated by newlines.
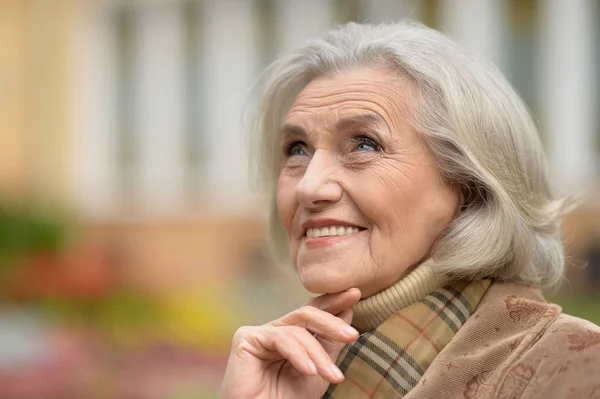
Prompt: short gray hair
<box><xmin>248</xmin><ymin>21</ymin><xmax>576</xmax><ymax>287</ymax></box>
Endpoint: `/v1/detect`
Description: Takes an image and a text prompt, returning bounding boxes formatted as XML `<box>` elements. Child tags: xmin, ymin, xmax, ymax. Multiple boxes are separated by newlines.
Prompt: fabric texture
<box><xmin>324</xmin><ymin>281</ymin><xmax>600</xmax><ymax>399</ymax></box>
<box><xmin>323</xmin><ymin>279</ymin><xmax>491</xmax><ymax>398</ymax></box>
<box><xmin>352</xmin><ymin>260</ymin><xmax>451</xmax><ymax>333</ymax></box>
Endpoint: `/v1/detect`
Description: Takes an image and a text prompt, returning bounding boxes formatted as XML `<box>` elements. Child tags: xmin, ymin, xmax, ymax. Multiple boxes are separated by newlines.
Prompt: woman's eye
<box><xmin>353</xmin><ymin>136</ymin><xmax>381</xmax><ymax>152</ymax></box>
<box><xmin>286</xmin><ymin>141</ymin><xmax>307</xmax><ymax>157</ymax></box>
<box><xmin>357</xmin><ymin>142</ymin><xmax>376</xmax><ymax>151</ymax></box>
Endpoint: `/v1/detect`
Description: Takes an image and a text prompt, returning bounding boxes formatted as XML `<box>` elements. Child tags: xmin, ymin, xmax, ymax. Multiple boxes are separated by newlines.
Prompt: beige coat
<box><xmin>402</xmin><ymin>282</ymin><xmax>600</xmax><ymax>398</ymax></box>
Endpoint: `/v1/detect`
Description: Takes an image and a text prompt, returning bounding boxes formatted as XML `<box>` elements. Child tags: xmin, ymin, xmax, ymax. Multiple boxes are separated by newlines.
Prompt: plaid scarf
<box><xmin>322</xmin><ymin>279</ymin><xmax>491</xmax><ymax>398</ymax></box>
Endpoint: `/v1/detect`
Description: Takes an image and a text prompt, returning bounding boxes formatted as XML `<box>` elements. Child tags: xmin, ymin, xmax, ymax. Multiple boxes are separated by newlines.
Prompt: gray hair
<box><xmin>248</xmin><ymin>21</ymin><xmax>576</xmax><ymax>287</ymax></box>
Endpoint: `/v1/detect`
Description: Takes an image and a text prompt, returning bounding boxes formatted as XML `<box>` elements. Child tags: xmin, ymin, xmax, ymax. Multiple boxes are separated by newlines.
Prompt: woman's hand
<box><xmin>220</xmin><ymin>288</ymin><xmax>361</xmax><ymax>399</ymax></box>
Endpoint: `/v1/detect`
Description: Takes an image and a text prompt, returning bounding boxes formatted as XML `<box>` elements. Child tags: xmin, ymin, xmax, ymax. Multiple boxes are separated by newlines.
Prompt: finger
<box><xmin>293</xmin><ymin>327</ymin><xmax>346</xmax><ymax>384</ymax></box>
<box><xmin>319</xmin><ymin>308</ymin><xmax>355</xmax><ymax>361</ymax></box>
<box><xmin>306</xmin><ymin>288</ymin><xmax>361</xmax><ymax>315</ymax></box>
<box><xmin>272</xmin><ymin>306</ymin><xmax>358</xmax><ymax>343</ymax></box>
<box><xmin>253</xmin><ymin>326</ymin><xmax>344</xmax><ymax>383</ymax></box>
<box><xmin>250</xmin><ymin>326</ymin><xmax>319</xmax><ymax>376</ymax></box>
<box><xmin>338</xmin><ymin>306</ymin><xmax>354</xmax><ymax>325</ymax></box>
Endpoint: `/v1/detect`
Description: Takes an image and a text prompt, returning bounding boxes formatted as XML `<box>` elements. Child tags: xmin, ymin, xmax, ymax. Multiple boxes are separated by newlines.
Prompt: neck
<box><xmin>352</xmin><ymin>260</ymin><xmax>450</xmax><ymax>333</ymax></box>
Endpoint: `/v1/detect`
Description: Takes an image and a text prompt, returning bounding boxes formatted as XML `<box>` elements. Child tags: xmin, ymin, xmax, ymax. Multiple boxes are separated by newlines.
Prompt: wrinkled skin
<box><xmin>277</xmin><ymin>67</ymin><xmax>460</xmax><ymax>298</ymax></box>
<box><xmin>220</xmin><ymin>68</ymin><xmax>461</xmax><ymax>399</ymax></box>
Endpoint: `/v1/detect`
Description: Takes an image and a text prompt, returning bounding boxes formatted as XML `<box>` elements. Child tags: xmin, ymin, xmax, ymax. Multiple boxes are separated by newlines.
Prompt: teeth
<box><xmin>306</xmin><ymin>226</ymin><xmax>361</xmax><ymax>238</ymax></box>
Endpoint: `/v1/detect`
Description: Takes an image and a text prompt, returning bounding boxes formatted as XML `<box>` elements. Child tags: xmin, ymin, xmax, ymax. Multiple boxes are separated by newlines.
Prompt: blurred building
<box><xmin>1</xmin><ymin>0</ymin><xmax>599</xmax><ymax>295</ymax></box>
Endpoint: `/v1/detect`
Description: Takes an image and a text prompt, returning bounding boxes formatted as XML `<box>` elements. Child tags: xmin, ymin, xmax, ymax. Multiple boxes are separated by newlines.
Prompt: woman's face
<box><xmin>276</xmin><ymin>67</ymin><xmax>460</xmax><ymax>298</ymax></box>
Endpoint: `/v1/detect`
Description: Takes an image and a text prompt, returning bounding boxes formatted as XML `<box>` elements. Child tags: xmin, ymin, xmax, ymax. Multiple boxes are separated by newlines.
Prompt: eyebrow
<box><xmin>279</xmin><ymin>113</ymin><xmax>386</xmax><ymax>138</ymax></box>
<box><xmin>279</xmin><ymin>123</ymin><xmax>307</xmax><ymax>139</ymax></box>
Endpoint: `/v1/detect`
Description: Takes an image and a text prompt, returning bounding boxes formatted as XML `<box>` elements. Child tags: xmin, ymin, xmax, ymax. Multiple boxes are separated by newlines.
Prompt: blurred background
<box><xmin>0</xmin><ymin>0</ymin><xmax>599</xmax><ymax>397</ymax></box>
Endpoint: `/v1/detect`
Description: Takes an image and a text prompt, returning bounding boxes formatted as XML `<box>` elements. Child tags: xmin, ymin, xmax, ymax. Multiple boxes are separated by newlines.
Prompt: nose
<box><xmin>295</xmin><ymin>150</ymin><xmax>343</xmax><ymax>209</ymax></box>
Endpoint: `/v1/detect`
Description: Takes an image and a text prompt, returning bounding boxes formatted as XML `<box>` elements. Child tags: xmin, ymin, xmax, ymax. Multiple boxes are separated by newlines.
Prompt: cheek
<box><xmin>275</xmin><ymin>176</ymin><xmax>297</xmax><ymax>233</ymax></box>
<box><xmin>347</xmin><ymin>173</ymin><xmax>412</xmax><ymax>228</ymax></box>
<box><xmin>402</xmin><ymin>182</ymin><xmax>460</xmax><ymax>243</ymax></box>
<box><xmin>348</xmin><ymin>168</ymin><xmax>457</xmax><ymax>240</ymax></box>
<box><xmin>426</xmin><ymin>187</ymin><xmax>460</xmax><ymax>230</ymax></box>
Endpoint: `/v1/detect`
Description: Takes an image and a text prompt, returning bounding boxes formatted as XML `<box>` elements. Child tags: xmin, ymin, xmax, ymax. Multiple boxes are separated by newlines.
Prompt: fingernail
<box><xmin>307</xmin><ymin>360</ymin><xmax>317</xmax><ymax>375</ymax></box>
<box><xmin>331</xmin><ymin>365</ymin><xmax>344</xmax><ymax>380</ymax></box>
<box><xmin>341</xmin><ymin>325</ymin><xmax>358</xmax><ymax>337</ymax></box>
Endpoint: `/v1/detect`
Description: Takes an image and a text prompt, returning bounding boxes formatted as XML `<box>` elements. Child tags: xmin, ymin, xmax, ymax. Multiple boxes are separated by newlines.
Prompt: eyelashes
<box><xmin>350</xmin><ymin>135</ymin><xmax>382</xmax><ymax>152</ymax></box>
<box><xmin>285</xmin><ymin>141</ymin><xmax>308</xmax><ymax>157</ymax></box>
<box><xmin>282</xmin><ymin>134</ymin><xmax>383</xmax><ymax>158</ymax></box>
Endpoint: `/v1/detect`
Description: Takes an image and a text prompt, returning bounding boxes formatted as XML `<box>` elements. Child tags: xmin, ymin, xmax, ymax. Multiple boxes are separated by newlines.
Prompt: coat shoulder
<box><xmin>500</xmin><ymin>307</ymin><xmax>600</xmax><ymax>398</ymax></box>
<box><xmin>539</xmin><ymin>311</ymin><xmax>600</xmax><ymax>348</ymax></box>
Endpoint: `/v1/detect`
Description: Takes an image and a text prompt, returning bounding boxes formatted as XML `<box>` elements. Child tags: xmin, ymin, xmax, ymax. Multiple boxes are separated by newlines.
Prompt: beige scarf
<box><xmin>323</xmin><ymin>265</ymin><xmax>491</xmax><ymax>398</ymax></box>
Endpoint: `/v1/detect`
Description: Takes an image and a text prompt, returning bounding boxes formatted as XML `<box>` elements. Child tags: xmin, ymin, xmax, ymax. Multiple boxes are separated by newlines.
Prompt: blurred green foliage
<box><xmin>555</xmin><ymin>294</ymin><xmax>600</xmax><ymax>326</ymax></box>
<box><xmin>38</xmin><ymin>290</ymin><xmax>161</xmax><ymax>344</ymax></box>
<box><xmin>0</xmin><ymin>198</ymin><xmax>71</xmax><ymax>274</ymax></box>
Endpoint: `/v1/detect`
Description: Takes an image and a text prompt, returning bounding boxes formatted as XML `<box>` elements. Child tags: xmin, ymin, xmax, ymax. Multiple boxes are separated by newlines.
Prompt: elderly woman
<box><xmin>220</xmin><ymin>22</ymin><xmax>600</xmax><ymax>398</ymax></box>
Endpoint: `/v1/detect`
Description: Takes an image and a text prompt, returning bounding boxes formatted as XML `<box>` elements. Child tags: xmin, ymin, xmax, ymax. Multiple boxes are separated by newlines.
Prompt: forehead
<box><xmin>283</xmin><ymin>67</ymin><xmax>411</xmax><ymax>127</ymax></box>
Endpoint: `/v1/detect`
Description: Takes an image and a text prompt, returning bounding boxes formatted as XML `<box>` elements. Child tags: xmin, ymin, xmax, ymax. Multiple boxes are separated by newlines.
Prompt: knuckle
<box><xmin>284</xmin><ymin>339</ymin><xmax>303</xmax><ymax>354</ymax></box>
<box><xmin>281</xmin><ymin>326</ymin><xmax>311</xmax><ymax>344</ymax></box>
<box><xmin>232</xmin><ymin>326</ymin><xmax>255</xmax><ymax>343</ymax></box>
<box><xmin>295</xmin><ymin>306</ymin><xmax>316</xmax><ymax>319</ymax></box>
<box><xmin>231</xmin><ymin>326</ymin><xmax>270</xmax><ymax>357</ymax></box>
<box><xmin>288</xmin><ymin>325</ymin><xmax>308</xmax><ymax>336</ymax></box>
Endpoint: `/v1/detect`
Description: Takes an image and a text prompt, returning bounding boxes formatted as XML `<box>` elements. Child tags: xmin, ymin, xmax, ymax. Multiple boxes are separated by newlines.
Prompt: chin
<box><xmin>298</xmin><ymin>265</ymin><xmax>352</xmax><ymax>294</ymax></box>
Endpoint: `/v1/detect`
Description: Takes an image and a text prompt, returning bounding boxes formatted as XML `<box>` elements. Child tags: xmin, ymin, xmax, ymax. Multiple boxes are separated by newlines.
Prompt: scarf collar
<box><xmin>352</xmin><ymin>259</ymin><xmax>451</xmax><ymax>333</ymax></box>
<box><xmin>324</xmin><ymin>278</ymin><xmax>492</xmax><ymax>398</ymax></box>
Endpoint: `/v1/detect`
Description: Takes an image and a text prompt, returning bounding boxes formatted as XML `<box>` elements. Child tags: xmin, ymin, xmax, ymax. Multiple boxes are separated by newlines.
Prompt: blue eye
<box><xmin>357</xmin><ymin>142</ymin><xmax>376</xmax><ymax>151</ymax></box>
<box><xmin>286</xmin><ymin>141</ymin><xmax>307</xmax><ymax>157</ymax></box>
<box><xmin>353</xmin><ymin>136</ymin><xmax>381</xmax><ymax>152</ymax></box>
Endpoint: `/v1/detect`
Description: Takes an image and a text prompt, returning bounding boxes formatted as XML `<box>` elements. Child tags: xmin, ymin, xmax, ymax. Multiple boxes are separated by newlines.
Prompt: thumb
<box><xmin>318</xmin><ymin>307</ymin><xmax>356</xmax><ymax>363</ymax></box>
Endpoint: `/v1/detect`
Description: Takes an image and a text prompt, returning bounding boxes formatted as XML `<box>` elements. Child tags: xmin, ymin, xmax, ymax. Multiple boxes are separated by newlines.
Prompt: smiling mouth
<box><xmin>305</xmin><ymin>225</ymin><xmax>365</xmax><ymax>238</ymax></box>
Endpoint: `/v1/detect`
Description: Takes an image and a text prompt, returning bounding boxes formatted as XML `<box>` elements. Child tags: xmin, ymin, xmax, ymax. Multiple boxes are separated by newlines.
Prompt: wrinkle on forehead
<box><xmin>283</xmin><ymin>67</ymin><xmax>415</xmax><ymax>137</ymax></box>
